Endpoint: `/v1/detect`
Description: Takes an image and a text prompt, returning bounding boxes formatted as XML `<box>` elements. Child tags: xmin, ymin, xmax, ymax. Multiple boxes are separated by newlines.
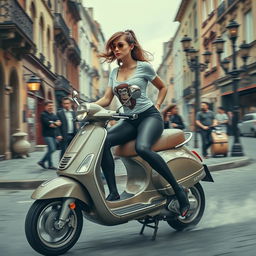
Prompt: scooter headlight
<box><xmin>76</xmin><ymin>154</ymin><xmax>94</xmax><ymax>173</ymax></box>
<box><xmin>76</xmin><ymin>104</ymin><xmax>88</xmax><ymax>121</ymax></box>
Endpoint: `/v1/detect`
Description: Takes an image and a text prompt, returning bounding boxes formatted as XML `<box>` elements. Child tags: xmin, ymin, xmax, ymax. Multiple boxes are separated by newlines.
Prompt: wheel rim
<box><xmin>177</xmin><ymin>186</ymin><xmax>202</xmax><ymax>223</ymax></box>
<box><xmin>36</xmin><ymin>201</ymin><xmax>78</xmax><ymax>248</ymax></box>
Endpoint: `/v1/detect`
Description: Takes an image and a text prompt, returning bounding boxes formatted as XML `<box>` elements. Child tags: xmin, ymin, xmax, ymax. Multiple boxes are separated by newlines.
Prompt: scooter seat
<box><xmin>115</xmin><ymin>129</ymin><xmax>185</xmax><ymax>157</ymax></box>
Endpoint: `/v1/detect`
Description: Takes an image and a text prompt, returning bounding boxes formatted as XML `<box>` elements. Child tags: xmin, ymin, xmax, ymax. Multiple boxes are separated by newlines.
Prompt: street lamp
<box><xmin>213</xmin><ymin>20</ymin><xmax>250</xmax><ymax>156</ymax></box>
<box><xmin>26</xmin><ymin>75</ymin><xmax>41</xmax><ymax>91</ymax></box>
<box><xmin>181</xmin><ymin>35</ymin><xmax>212</xmax><ymax>148</ymax></box>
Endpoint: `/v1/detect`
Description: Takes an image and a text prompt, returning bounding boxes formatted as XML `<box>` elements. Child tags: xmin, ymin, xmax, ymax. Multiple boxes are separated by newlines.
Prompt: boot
<box><xmin>175</xmin><ymin>186</ymin><xmax>190</xmax><ymax>217</ymax></box>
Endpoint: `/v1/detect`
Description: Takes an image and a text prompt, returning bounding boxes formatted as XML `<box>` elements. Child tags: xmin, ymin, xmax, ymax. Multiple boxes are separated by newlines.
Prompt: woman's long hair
<box><xmin>98</xmin><ymin>30</ymin><xmax>152</xmax><ymax>66</ymax></box>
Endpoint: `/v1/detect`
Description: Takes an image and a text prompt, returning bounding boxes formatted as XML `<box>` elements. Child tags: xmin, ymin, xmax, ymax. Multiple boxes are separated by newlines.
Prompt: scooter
<box><xmin>25</xmin><ymin>85</ymin><xmax>214</xmax><ymax>256</ymax></box>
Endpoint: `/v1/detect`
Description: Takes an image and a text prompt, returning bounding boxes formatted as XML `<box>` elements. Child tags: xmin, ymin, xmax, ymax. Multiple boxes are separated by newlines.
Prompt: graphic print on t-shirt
<box><xmin>114</xmin><ymin>83</ymin><xmax>136</xmax><ymax>109</ymax></box>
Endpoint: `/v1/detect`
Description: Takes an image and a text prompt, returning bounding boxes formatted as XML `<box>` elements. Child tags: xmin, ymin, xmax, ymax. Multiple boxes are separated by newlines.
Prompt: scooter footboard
<box><xmin>31</xmin><ymin>176</ymin><xmax>91</xmax><ymax>206</ymax></box>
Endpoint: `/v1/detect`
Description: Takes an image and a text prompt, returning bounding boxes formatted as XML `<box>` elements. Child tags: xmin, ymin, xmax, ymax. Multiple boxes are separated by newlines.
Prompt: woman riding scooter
<box><xmin>95</xmin><ymin>30</ymin><xmax>190</xmax><ymax>217</ymax></box>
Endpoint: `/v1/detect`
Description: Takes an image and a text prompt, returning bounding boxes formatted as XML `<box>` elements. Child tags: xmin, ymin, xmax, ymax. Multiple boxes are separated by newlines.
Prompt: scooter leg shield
<box><xmin>31</xmin><ymin>176</ymin><xmax>91</xmax><ymax>206</ymax></box>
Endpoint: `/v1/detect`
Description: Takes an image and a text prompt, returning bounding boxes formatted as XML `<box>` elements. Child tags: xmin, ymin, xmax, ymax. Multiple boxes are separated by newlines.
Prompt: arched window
<box><xmin>38</xmin><ymin>16</ymin><xmax>45</xmax><ymax>54</ymax></box>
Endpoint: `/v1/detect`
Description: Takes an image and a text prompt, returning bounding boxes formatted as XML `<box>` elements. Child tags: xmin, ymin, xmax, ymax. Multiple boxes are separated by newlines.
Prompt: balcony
<box><xmin>0</xmin><ymin>0</ymin><xmax>35</xmax><ymax>57</ymax></box>
<box><xmin>67</xmin><ymin>37</ymin><xmax>81</xmax><ymax>65</ymax></box>
<box><xmin>68</xmin><ymin>0</ymin><xmax>81</xmax><ymax>21</ymax></box>
<box><xmin>55</xmin><ymin>75</ymin><xmax>72</xmax><ymax>93</ymax></box>
<box><xmin>217</xmin><ymin>1</ymin><xmax>226</xmax><ymax>18</ymax></box>
<box><xmin>54</xmin><ymin>13</ymin><xmax>70</xmax><ymax>48</ymax></box>
<box><xmin>227</xmin><ymin>0</ymin><xmax>239</xmax><ymax>7</ymax></box>
<box><xmin>183</xmin><ymin>85</ymin><xmax>194</xmax><ymax>98</ymax></box>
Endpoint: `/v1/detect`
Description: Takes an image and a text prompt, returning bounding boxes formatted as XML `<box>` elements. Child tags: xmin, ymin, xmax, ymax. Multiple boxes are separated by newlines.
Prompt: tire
<box><xmin>167</xmin><ymin>183</ymin><xmax>205</xmax><ymax>231</ymax></box>
<box><xmin>25</xmin><ymin>199</ymin><xmax>83</xmax><ymax>256</ymax></box>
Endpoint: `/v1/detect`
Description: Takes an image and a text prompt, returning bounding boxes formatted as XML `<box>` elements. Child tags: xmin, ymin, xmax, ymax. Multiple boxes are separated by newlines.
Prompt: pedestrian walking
<box><xmin>215</xmin><ymin>106</ymin><xmax>228</xmax><ymax>133</ymax></box>
<box><xmin>37</xmin><ymin>100</ymin><xmax>62</xmax><ymax>170</ymax></box>
<box><xmin>57</xmin><ymin>97</ymin><xmax>77</xmax><ymax>160</ymax></box>
<box><xmin>196</xmin><ymin>102</ymin><xmax>217</xmax><ymax>158</ymax></box>
<box><xmin>162</xmin><ymin>104</ymin><xmax>185</xmax><ymax>130</ymax></box>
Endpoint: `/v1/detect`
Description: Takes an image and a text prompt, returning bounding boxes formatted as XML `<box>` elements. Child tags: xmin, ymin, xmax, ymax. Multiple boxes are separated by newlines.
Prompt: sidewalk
<box><xmin>0</xmin><ymin>144</ymin><xmax>252</xmax><ymax>189</ymax></box>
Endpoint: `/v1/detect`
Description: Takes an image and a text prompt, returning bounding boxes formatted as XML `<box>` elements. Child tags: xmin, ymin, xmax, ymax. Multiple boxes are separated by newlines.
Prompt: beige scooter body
<box><xmin>32</xmin><ymin>122</ymin><xmax>208</xmax><ymax>225</ymax></box>
<box><xmin>26</xmin><ymin>89</ymin><xmax>213</xmax><ymax>255</ymax></box>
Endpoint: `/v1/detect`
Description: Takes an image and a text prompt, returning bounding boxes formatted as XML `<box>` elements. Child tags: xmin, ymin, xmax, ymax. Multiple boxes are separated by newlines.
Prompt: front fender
<box><xmin>31</xmin><ymin>176</ymin><xmax>91</xmax><ymax>206</ymax></box>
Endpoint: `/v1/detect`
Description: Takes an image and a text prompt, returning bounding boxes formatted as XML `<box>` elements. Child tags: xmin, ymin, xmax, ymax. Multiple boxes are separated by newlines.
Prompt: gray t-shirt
<box><xmin>196</xmin><ymin>110</ymin><xmax>215</xmax><ymax>126</ymax></box>
<box><xmin>108</xmin><ymin>61</ymin><xmax>157</xmax><ymax>114</ymax></box>
<box><xmin>216</xmin><ymin>113</ymin><xmax>228</xmax><ymax>123</ymax></box>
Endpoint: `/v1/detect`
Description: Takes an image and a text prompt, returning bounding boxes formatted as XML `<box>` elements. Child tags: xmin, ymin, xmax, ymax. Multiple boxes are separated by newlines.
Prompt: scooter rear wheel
<box><xmin>167</xmin><ymin>182</ymin><xmax>205</xmax><ymax>231</ymax></box>
<box><xmin>25</xmin><ymin>199</ymin><xmax>83</xmax><ymax>256</ymax></box>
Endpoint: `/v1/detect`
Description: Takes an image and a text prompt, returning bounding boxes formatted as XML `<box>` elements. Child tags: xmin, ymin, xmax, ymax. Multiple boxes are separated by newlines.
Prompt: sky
<box><xmin>82</xmin><ymin>0</ymin><xmax>182</xmax><ymax>70</ymax></box>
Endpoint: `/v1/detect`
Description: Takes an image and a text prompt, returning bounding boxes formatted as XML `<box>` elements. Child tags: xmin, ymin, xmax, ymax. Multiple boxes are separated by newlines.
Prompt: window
<box><xmin>47</xmin><ymin>28</ymin><xmax>51</xmax><ymax>60</ymax></box>
<box><xmin>222</xmin><ymin>31</ymin><xmax>229</xmax><ymax>59</ymax></box>
<box><xmin>30</xmin><ymin>3</ymin><xmax>36</xmax><ymax>41</ymax></box>
<box><xmin>203</xmin><ymin>0</ymin><xmax>207</xmax><ymax>21</ymax></box>
<box><xmin>244</xmin><ymin>10</ymin><xmax>254</xmax><ymax>43</ymax></box>
<box><xmin>209</xmin><ymin>0</ymin><xmax>214</xmax><ymax>13</ymax></box>
<box><xmin>39</xmin><ymin>16</ymin><xmax>44</xmax><ymax>54</ymax></box>
<box><xmin>194</xmin><ymin>8</ymin><xmax>198</xmax><ymax>39</ymax></box>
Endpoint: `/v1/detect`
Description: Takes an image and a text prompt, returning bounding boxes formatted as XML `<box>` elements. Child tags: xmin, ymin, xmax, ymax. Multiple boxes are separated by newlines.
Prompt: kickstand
<box><xmin>139</xmin><ymin>216</ymin><xmax>160</xmax><ymax>241</ymax></box>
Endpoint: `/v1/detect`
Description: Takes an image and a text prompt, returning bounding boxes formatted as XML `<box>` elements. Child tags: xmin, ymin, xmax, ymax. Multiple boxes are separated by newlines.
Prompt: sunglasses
<box><xmin>111</xmin><ymin>42</ymin><xmax>125</xmax><ymax>50</ymax></box>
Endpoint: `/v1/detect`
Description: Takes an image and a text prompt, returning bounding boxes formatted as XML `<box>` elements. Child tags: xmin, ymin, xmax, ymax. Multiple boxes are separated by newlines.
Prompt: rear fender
<box><xmin>202</xmin><ymin>164</ymin><xmax>214</xmax><ymax>182</ymax></box>
<box><xmin>31</xmin><ymin>176</ymin><xmax>92</xmax><ymax>206</ymax></box>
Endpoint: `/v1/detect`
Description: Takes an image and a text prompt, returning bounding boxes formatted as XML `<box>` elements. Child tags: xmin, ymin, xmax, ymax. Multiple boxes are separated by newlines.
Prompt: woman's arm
<box><xmin>151</xmin><ymin>76</ymin><xmax>167</xmax><ymax>110</ymax></box>
<box><xmin>95</xmin><ymin>87</ymin><xmax>114</xmax><ymax>107</ymax></box>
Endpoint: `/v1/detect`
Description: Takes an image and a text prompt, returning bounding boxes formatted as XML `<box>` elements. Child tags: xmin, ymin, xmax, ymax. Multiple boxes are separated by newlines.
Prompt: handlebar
<box><xmin>112</xmin><ymin>113</ymin><xmax>138</xmax><ymax>120</ymax></box>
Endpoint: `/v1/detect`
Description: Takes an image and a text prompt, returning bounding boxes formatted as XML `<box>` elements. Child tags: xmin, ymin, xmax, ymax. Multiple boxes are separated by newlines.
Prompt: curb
<box><xmin>0</xmin><ymin>157</ymin><xmax>252</xmax><ymax>190</ymax></box>
<box><xmin>208</xmin><ymin>157</ymin><xmax>252</xmax><ymax>172</ymax></box>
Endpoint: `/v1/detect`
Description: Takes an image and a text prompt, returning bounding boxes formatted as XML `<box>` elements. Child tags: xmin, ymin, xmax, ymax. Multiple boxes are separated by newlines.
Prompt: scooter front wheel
<box><xmin>25</xmin><ymin>199</ymin><xmax>83</xmax><ymax>256</ymax></box>
<box><xmin>167</xmin><ymin>182</ymin><xmax>205</xmax><ymax>231</ymax></box>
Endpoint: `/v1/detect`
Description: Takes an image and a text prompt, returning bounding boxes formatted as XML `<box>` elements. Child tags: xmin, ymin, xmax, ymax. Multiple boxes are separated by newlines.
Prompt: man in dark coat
<box><xmin>38</xmin><ymin>100</ymin><xmax>61</xmax><ymax>170</ymax></box>
<box><xmin>57</xmin><ymin>97</ymin><xmax>77</xmax><ymax>160</ymax></box>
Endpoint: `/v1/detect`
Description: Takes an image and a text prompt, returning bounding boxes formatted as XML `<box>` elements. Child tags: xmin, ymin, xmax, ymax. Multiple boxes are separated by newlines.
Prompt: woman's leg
<box><xmin>102</xmin><ymin>121</ymin><xmax>137</xmax><ymax>200</ymax></box>
<box><xmin>135</xmin><ymin>116</ymin><xmax>189</xmax><ymax>216</ymax></box>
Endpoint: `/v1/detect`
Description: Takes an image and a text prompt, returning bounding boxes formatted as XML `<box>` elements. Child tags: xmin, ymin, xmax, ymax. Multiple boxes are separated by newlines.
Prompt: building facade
<box><xmin>0</xmin><ymin>0</ymin><xmax>107</xmax><ymax>160</ymax></box>
<box><xmin>174</xmin><ymin>0</ymin><xmax>200</xmax><ymax>130</ymax></box>
<box><xmin>159</xmin><ymin>0</ymin><xmax>256</xmax><ymax>132</ymax></box>
<box><xmin>79</xmin><ymin>6</ymin><xmax>109</xmax><ymax>102</ymax></box>
<box><xmin>215</xmin><ymin>0</ymin><xmax>256</xmax><ymax>116</ymax></box>
<box><xmin>0</xmin><ymin>0</ymin><xmax>57</xmax><ymax>158</ymax></box>
<box><xmin>54</xmin><ymin>0</ymin><xmax>81</xmax><ymax>109</ymax></box>
<box><xmin>199</xmin><ymin>0</ymin><xmax>220</xmax><ymax>109</ymax></box>
<box><xmin>157</xmin><ymin>40</ymin><xmax>175</xmax><ymax>109</ymax></box>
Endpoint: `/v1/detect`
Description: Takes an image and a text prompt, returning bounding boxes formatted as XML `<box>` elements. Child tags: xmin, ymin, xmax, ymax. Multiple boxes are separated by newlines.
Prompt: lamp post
<box><xmin>213</xmin><ymin>20</ymin><xmax>250</xmax><ymax>156</ymax></box>
<box><xmin>181</xmin><ymin>35</ymin><xmax>212</xmax><ymax>148</ymax></box>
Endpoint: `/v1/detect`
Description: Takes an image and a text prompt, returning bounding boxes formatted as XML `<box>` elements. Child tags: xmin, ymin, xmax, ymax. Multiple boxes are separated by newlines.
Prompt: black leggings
<box><xmin>101</xmin><ymin>106</ymin><xmax>181</xmax><ymax>195</ymax></box>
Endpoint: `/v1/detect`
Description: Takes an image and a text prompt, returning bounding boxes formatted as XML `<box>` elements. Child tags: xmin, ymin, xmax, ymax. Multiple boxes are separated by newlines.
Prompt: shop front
<box><xmin>221</xmin><ymin>83</ymin><xmax>256</xmax><ymax>118</ymax></box>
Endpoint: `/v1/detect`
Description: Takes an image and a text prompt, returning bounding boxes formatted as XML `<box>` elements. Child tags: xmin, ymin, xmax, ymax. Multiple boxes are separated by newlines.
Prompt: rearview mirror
<box><xmin>73</xmin><ymin>90</ymin><xmax>79</xmax><ymax>97</ymax></box>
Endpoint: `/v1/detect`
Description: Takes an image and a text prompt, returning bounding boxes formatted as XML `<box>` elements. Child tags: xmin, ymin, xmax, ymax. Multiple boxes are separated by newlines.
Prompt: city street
<box><xmin>1</xmin><ymin>1</ymin><xmax>256</xmax><ymax>255</ymax></box>
<box><xmin>0</xmin><ymin>137</ymin><xmax>256</xmax><ymax>256</ymax></box>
